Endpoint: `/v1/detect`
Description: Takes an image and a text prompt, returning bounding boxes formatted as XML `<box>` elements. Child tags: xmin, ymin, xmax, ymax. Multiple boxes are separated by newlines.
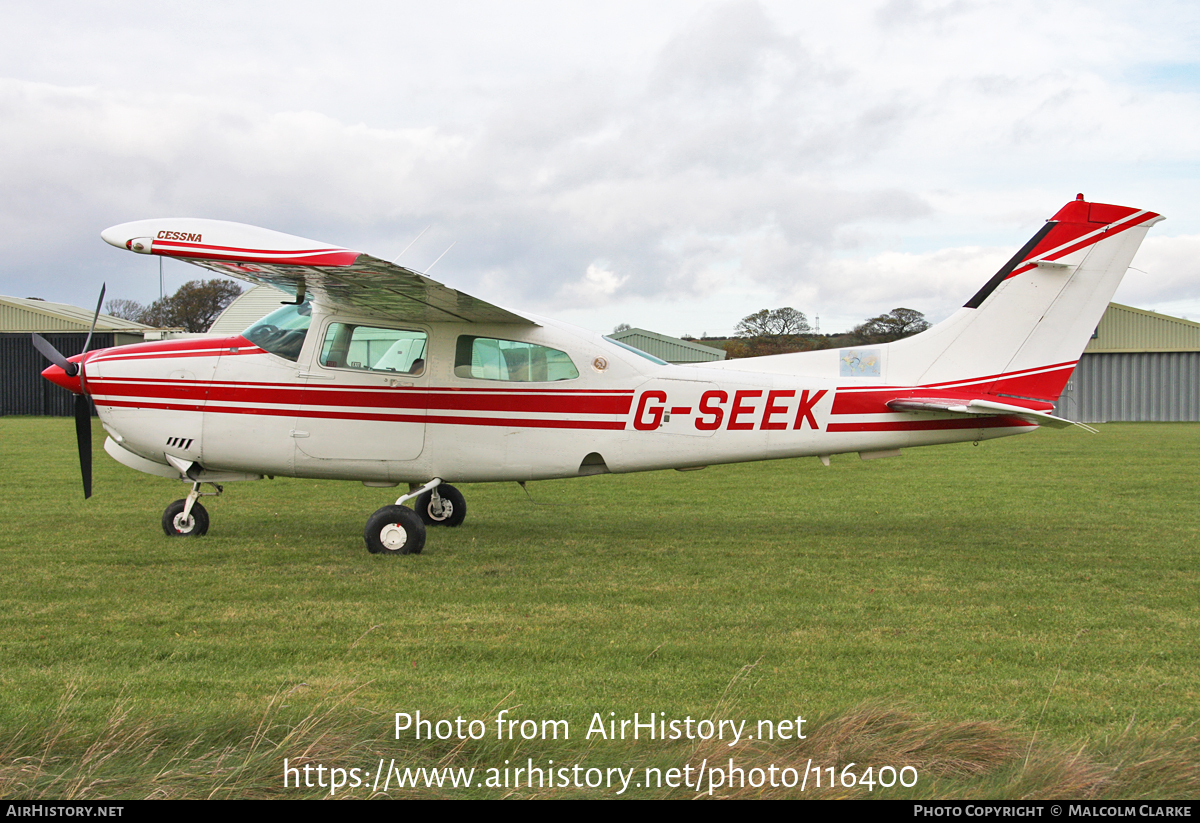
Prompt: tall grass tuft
<box><xmin>4</xmin><ymin>689</ymin><xmax>1199</xmax><ymax>799</ymax></box>
<box><xmin>681</xmin><ymin>706</ymin><xmax>1200</xmax><ymax>799</ymax></box>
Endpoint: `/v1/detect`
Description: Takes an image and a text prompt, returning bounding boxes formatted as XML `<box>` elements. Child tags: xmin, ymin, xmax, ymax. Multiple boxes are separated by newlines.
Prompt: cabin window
<box><xmin>242</xmin><ymin>302</ymin><xmax>313</xmax><ymax>362</ymax></box>
<box><xmin>454</xmin><ymin>336</ymin><xmax>579</xmax><ymax>382</ymax></box>
<box><xmin>319</xmin><ymin>323</ymin><xmax>427</xmax><ymax>375</ymax></box>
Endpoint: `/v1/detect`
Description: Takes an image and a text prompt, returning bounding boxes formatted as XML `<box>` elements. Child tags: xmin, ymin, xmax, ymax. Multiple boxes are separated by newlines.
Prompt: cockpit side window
<box><xmin>454</xmin><ymin>336</ymin><xmax>579</xmax><ymax>381</ymax></box>
<box><xmin>243</xmin><ymin>302</ymin><xmax>313</xmax><ymax>362</ymax></box>
<box><xmin>319</xmin><ymin>323</ymin><xmax>427</xmax><ymax>375</ymax></box>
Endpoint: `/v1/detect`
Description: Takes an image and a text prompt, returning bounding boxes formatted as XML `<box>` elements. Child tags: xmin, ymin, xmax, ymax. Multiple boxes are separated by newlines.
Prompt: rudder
<box><xmin>887</xmin><ymin>195</ymin><xmax>1162</xmax><ymax>401</ymax></box>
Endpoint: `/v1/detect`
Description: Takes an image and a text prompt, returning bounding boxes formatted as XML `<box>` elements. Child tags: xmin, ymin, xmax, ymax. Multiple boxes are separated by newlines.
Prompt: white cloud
<box><xmin>806</xmin><ymin>245</ymin><xmax>1012</xmax><ymax>328</ymax></box>
<box><xmin>0</xmin><ymin>1</ymin><xmax>1197</xmax><ymax>331</ymax></box>
<box><xmin>1113</xmin><ymin>233</ymin><xmax>1200</xmax><ymax>309</ymax></box>
<box><xmin>556</xmin><ymin>263</ymin><xmax>629</xmax><ymax>305</ymax></box>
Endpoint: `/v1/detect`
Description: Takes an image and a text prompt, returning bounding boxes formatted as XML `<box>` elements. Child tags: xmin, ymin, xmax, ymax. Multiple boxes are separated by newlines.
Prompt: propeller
<box><xmin>73</xmin><ymin>391</ymin><xmax>93</xmax><ymax>499</ymax></box>
<box><xmin>32</xmin><ymin>284</ymin><xmax>105</xmax><ymax>499</ymax></box>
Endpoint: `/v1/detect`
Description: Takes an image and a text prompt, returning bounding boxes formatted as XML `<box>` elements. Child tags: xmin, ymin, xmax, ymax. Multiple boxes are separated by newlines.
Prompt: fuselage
<box><xmin>65</xmin><ymin>304</ymin><xmax>1034</xmax><ymax>486</ymax></box>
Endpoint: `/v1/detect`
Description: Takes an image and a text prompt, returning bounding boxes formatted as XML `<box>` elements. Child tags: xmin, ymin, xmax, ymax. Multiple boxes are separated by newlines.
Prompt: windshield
<box><xmin>243</xmin><ymin>302</ymin><xmax>312</xmax><ymax>361</ymax></box>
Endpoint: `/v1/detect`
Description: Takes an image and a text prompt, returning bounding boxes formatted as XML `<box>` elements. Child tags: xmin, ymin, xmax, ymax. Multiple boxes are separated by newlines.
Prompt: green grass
<box><xmin>1</xmin><ymin>418</ymin><xmax>1197</xmax><ymax>798</ymax></box>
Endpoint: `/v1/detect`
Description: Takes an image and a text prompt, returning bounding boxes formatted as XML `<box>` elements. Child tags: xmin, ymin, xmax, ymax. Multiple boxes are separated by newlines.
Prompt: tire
<box><xmin>365</xmin><ymin>505</ymin><xmax>426</xmax><ymax>555</ymax></box>
<box><xmin>162</xmin><ymin>499</ymin><xmax>209</xmax><ymax>537</ymax></box>
<box><xmin>416</xmin><ymin>484</ymin><xmax>467</xmax><ymax>527</ymax></box>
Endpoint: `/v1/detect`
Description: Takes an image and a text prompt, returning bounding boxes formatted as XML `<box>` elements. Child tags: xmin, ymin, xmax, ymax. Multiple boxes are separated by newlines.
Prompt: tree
<box><xmin>613</xmin><ymin>323</ymin><xmax>632</xmax><ymax>333</ymax></box>
<box><xmin>106</xmin><ymin>279</ymin><xmax>243</xmax><ymax>332</ymax></box>
<box><xmin>104</xmin><ymin>298</ymin><xmax>149</xmax><ymax>323</ymax></box>
<box><xmin>852</xmin><ymin>307</ymin><xmax>931</xmax><ymax>344</ymax></box>
<box><xmin>724</xmin><ymin>307</ymin><xmax>813</xmax><ymax>358</ymax></box>
<box><xmin>735</xmin><ymin>307</ymin><xmax>810</xmax><ymax>337</ymax></box>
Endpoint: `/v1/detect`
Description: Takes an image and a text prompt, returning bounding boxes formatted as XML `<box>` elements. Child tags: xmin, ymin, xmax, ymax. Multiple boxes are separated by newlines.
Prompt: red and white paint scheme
<box><xmin>41</xmin><ymin>195</ymin><xmax>1162</xmax><ymax>554</ymax></box>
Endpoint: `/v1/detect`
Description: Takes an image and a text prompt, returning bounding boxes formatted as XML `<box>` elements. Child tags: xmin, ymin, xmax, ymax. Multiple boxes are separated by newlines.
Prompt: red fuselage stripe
<box><xmin>832</xmin><ymin>361</ymin><xmax>1078</xmax><ymax>394</ymax></box>
<box><xmin>97</xmin><ymin>398</ymin><xmax>627</xmax><ymax>430</ymax></box>
<box><xmin>90</xmin><ymin>379</ymin><xmax>634</xmax><ymax>414</ymax></box>
<box><xmin>826</xmin><ymin>417</ymin><xmax>1034</xmax><ymax>433</ymax></box>
<box><xmin>90</xmin><ymin>375</ymin><xmax>632</xmax><ymax>395</ymax></box>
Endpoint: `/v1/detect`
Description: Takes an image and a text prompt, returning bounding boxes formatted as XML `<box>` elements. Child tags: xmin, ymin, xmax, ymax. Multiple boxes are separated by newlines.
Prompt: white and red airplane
<box><xmin>36</xmin><ymin>195</ymin><xmax>1161</xmax><ymax>555</ymax></box>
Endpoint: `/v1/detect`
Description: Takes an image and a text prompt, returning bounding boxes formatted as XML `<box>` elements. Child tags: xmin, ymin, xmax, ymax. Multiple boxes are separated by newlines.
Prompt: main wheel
<box><xmin>162</xmin><ymin>499</ymin><xmax>209</xmax><ymax>537</ymax></box>
<box><xmin>365</xmin><ymin>505</ymin><xmax>426</xmax><ymax>555</ymax></box>
<box><xmin>416</xmin><ymin>484</ymin><xmax>467</xmax><ymax>527</ymax></box>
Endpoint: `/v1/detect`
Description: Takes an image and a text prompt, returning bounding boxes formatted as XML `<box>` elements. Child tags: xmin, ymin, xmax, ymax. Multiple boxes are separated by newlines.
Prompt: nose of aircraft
<box><xmin>42</xmin><ymin>360</ymin><xmax>84</xmax><ymax>394</ymax></box>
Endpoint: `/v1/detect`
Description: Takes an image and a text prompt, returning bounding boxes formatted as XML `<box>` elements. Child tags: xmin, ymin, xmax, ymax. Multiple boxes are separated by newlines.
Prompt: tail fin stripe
<box><xmin>965</xmin><ymin>209</ymin><xmax>1158</xmax><ymax>310</ymax></box>
<box><xmin>1008</xmin><ymin>209</ymin><xmax>1157</xmax><ymax>278</ymax></box>
<box><xmin>964</xmin><ymin>223</ymin><xmax>1055</xmax><ymax>309</ymax></box>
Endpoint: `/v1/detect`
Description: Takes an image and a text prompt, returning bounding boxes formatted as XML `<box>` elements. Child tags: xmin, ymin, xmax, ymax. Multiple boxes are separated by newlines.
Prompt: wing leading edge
<box><xmin>100</xmin><ymin>218</ymin><xmax>536</xmax><ymax>327</ymax></box>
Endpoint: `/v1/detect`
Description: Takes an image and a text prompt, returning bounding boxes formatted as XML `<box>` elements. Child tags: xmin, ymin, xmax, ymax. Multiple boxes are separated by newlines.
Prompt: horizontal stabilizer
<box><xmin>886</xmin><ymin>397</ymin><xmax>1098</xmax><ymax>433</ymax></box>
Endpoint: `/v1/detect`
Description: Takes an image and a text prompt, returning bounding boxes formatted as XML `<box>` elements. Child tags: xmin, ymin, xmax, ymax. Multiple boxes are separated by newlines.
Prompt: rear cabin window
<box><xmin>320</xmin><ymin>323</ymin><xmax>427</xmax><ymax>375</ymax></box>
<box><xmin>242</xmin><ymin>302</ymin><xmax>313</xmax><ymax>362</ymax></box>
<box><xmin>454</xmin><ymin>336</ymin><xmax>579</xmax><ymax>382</ymax></box>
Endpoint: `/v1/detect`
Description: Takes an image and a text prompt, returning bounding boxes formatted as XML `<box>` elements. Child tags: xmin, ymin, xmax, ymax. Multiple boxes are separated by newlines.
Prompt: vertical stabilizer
<box><xmin>886</xmin><ymin>196</ymin><xmax>1162</xmax><ymax>400</ymax></box>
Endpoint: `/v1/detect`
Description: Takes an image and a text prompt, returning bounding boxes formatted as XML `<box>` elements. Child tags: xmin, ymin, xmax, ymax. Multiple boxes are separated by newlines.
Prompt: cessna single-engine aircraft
<box><xmin>35</xmin><ymin>195</ymin><xmax>1161</xmax><ymax>555</ymax></box>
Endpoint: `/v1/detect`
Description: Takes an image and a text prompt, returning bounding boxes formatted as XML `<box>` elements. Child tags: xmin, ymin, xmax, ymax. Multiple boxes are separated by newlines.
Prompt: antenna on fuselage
<box><xmin>392</xmin><ymin>225</ymin><xmax>431</xmax><ymax>264</ymax></box>
<box><xmin>425</xmin><ymin>241</ymin><xmax>455</xmax><ymax>272</ymax></box>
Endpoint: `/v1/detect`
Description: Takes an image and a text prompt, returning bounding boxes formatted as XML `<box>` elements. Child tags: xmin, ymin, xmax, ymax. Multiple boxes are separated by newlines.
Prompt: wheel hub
<box><xmin>379</xmin><ymin>522</ymin><xmax>408</xmax><ymax>550</ymax></box>
<box><xmin>173</xmin><ymin>514</ymin><xmax>195</xmax><ymax>533</ymax></box>
<box><xmin>430</xmin><ymin>498</ymin><xmax>452</xmax><ymax>520</ymax></box>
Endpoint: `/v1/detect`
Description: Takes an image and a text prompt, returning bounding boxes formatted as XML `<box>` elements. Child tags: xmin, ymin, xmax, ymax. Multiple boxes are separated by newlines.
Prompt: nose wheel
<box><xmin>162</xmin><ymin>499</ymin><xmax>209</xmax><ymax>536</ymax></box>
<box><xmin>161</xmin><ymin>481</ymin><xmax>221</xmax><ymax>537</ymax></box>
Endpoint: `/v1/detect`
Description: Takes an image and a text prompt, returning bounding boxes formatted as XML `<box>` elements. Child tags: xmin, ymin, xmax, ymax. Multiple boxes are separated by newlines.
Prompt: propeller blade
<box><xmin>34</xmin><ymin>283</ymin><xmax>106</xmax><ymax>499</ymax></box>
<box><xmin>75</xmin><ymin>394</ymin><xmax>93</xmax><ymax>499</ymax></box>
<box><xmin>82</xmin><ymin>283</ymin><xmax>106</xmax><ymax>355</ymax></box>
<box><xmin>31</xmin><ymin>333</ymin><xmax>78</xmax><ymax>376</ymax></box>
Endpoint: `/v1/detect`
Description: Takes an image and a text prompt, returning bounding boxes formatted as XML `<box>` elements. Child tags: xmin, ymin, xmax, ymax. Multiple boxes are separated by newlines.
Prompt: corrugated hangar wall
<box><xmin>1057</xmin><ymin>352</ymin><xmax>1200</xmax><ymax>423</ymax></box>
<box><xmin>1</xmin><ymin>333</ymin><xmax>115</xmax><ymax>416</ymax></box>
<box><xmin>1053</xmin><ymin>304</ymin><xmax>1200</xmax><ymax>423</ymax></box>
<box><xmin>608</xmin><ymin>328</ymin><xmax>726</xmax><ymax>363</ymax></box>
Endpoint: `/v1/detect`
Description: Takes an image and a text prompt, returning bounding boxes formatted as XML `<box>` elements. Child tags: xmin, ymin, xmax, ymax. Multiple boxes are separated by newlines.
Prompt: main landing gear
<box><xmin>156</xmin><ymin>478</ymin><xmax>466</xmax><ymax>555</ymax></box>
<box><xmin>162</xmin><ymin>481</ymin><xmax>222</xmax><ymax>537</ymax></box>
<box><xmin>417</xmin><ymin>483</ymin><xmax>466</xmax><ymax>528</ymax></box>
<box><xmin>364</xmin><ymin>479</ymin><xmax>467</xmax><ymax>556</ymax></box>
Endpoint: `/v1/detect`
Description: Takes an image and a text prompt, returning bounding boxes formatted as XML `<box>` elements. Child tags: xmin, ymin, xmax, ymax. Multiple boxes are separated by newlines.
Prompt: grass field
<box><xmin>1</xmin><ymin>417</ymin><xmax>1197</xmax><ymax>798</ymax></box>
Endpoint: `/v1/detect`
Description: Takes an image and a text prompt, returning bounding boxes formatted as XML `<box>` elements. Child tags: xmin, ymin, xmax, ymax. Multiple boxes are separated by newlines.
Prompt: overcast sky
<box><xmin>3</xmin><ymin>0</ymin><xmax>1198</xmax><ymax>336</ymax></box>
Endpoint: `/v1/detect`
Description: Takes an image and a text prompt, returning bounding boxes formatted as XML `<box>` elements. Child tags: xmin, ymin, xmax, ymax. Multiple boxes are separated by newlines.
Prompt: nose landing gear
<box><xmin>162</xmin><ymin>499</ymin><xmax>209</xmax><ymax>536</ymax></box>
<box><xmin>162</xmin><ymin>481</ymin><xmax>222</xmax><ymax>537</ymax></box>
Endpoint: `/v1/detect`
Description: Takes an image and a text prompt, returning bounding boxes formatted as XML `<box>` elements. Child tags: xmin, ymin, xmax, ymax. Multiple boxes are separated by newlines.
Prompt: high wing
<box><xmin>100</xmin><ymin>218</ymin><xmax>536</xmax><ymax>326</ymax></box>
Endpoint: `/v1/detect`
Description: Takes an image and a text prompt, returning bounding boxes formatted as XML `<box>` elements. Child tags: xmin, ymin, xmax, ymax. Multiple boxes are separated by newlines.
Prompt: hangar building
<box><xmin>1055</xmin><ymin>303</ymin><xmax>1200</xmax><ymax>423</ymax></box>
<box><xmin>208</xmin><ymin>285</ymin><xmax>291</xmax><ymax>335</ymax></box>
<box><xmin>608</xmin><ymin>327</ymin><xmax>726</xmax><ymax>364</ymax></box>
<box><xmin>0</xmin><ymin>295</ymin><xmax>156</xmax><ymax>416</ymax></box>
